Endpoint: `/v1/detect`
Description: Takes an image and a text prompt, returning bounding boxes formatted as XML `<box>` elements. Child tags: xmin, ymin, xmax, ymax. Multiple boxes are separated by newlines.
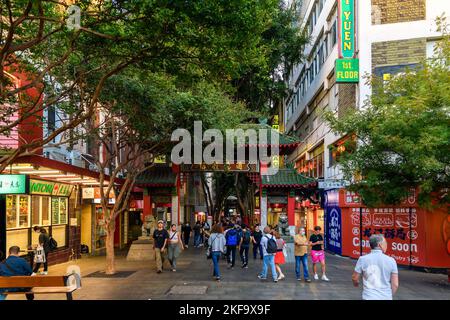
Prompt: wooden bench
<box><xmin>0</xmin><ymin>272</ymin><xmax>81</xmax><ymax>300</ymax></box>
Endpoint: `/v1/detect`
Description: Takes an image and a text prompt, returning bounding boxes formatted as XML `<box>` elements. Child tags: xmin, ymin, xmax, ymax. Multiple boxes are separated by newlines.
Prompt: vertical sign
<box><xmin>339</xmin><ymin>0</ymin><xmax>356</xmax><ymax>58</ymax></box>
<box><xmin>326</xmin><ymin>206</ymin><xmax>342</xmax><ymax>254</ymax></box>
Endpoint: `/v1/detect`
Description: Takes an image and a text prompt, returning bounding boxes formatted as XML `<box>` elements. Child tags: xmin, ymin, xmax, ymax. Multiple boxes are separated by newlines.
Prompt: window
<box><xmin>6</xmin><ymin>195</ymin><xmax>18</xmax><ymax>229</ymax></box>
<box><xmin>309</xmin><ymin>144</ymin><xmax>324</xmax><ymax>178</ymax></box>
<box><xmin>296</xmin><ymin>156</ymin><xmax>308</xmax><ymax>174</ymax></box>
<box><xmin>51</xmin><ymin>197</ymin><xmax>68</xmax><ymax>225</ymax></box>
<box><xmin>6</xmin><ymin>195</ymin><xmax>30</xmax><ymax>229</ymax></box>
<box><xmin>331</xmin><ymin>20</ymin><xmax>337</xmax><ymax>47</ymax></box>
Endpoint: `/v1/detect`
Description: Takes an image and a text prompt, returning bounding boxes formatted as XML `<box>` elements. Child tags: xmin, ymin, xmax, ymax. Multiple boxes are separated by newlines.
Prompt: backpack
<box><xmin>226</xmin><ymin>229</ymin><xmax>238</xmax><ymax>246</ymax></box>
<box><xmin>49</xmin><ymin>236</ymin><xmax>58</xmax><ymax>251</ymax></box>
<box><xmin>265</xmin><ymin>235</ymin><xmax>278</xmax><ymax>254</ymax></box>
<box><xmin>242</xmin><ymin>231</ymin><xmax>251</xmax><ymax>245</ymax></box>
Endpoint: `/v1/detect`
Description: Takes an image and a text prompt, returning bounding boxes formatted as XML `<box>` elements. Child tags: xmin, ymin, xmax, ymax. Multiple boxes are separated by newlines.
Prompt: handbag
<box><xmin>34</xmin><ymin>245</ymin><xmax>46</xmax><ymax>264</ymax></box>
<box><xmin>206</xmin><ymin>235</ymin><xmax>217</xmax><ymax>259</ymax></box>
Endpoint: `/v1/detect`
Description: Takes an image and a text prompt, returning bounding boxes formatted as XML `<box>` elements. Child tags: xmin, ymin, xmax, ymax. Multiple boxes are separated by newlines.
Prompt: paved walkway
<box><xmin>6</xmin><ymin>245</ymin><xmax>450</xmax><ymax>300</ymax></box>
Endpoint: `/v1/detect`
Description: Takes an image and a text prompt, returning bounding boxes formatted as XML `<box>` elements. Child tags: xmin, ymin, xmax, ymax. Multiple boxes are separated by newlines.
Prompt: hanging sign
<box><xmin>336</xmin><ymin>58</ymin><xmax>359</xmax><ymax>83</ymax></box>
<box><xmin>30</xmin><ymin>179</ymin><xmax>73</xmax><ymax>196</ymax></box>
<box><xmin>338</xmin><ymin>0</ymin><xmax>356</xmax><ymax>58</ymax></box>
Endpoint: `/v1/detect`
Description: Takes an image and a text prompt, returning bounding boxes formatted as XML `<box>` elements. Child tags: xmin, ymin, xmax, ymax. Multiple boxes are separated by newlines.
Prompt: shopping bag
<box><xmin>34</xmin><ymin>245</ymin><xmax>46</xmax><ymax>263</ymax></box>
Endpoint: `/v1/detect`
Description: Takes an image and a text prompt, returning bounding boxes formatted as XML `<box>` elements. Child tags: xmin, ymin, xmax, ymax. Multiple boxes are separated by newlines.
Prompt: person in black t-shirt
<box><xmin>153</xmin><ymin>220</ymin><xmax>169</xmax><ymax>273</ymax></box>
<box><xmin>251</xmin><ymin>225</ymin><xmax>263</xmax><ymax>260</ymax></box>
<box><xmin>309</xmin><ymin>226</ymin><xmax>329</xmax><ymax>281</ymax></box>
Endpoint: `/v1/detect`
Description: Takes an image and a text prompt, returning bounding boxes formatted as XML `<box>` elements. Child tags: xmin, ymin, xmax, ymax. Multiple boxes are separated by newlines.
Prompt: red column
<box><xmin>287</xmin><ymin>190</ymin><xmax>295</xmax><ymax>226</ymax></box>
<box><xmin>143</xmin><ymin>193</ymin><xmax>152</xmax><ymax>221</ymax></box>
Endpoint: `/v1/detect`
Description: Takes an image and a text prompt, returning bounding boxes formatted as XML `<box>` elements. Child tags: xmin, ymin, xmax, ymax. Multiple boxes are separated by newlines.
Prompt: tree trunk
<box><xmin>105</xmin><ymin>222</ymin><xmax>116</xmax><ymax>275</ymax></box>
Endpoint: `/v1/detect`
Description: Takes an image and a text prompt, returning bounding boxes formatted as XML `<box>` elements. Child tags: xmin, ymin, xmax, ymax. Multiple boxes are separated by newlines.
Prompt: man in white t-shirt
<box><xmin>352</xmin><ymin>234</ymin><xmax>399</xmax><ymax>300</ymax></box>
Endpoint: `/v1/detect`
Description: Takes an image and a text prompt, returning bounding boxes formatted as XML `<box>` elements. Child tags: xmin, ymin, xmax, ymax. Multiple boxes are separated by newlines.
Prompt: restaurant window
<box><xmin>18</xmin><ymin>196</ymin><xmax>30</xmax><ymax>228</ymax></box>
<box><xmin>309</xmin><ymin>144</ymin><xmax>324</xmax><ymax>178</ymax></box>
<box><xmin>51</xmin><ymin>197</ymin><xmax>68</xmax><ymax>225</ymax></box>
<box><xmin>329</xmin><ymin>135</ymin><xmax>357</xmax><ymax>167</ymax></box>
<box><xmin>296</xmin><ymin>156</ymin><xmax>308</xmax><ymax>174</ymax></box>
<box><xmin>6</xmin><ymin>195</ymin><xmax>18</xmax><ymax>229</ymax></box>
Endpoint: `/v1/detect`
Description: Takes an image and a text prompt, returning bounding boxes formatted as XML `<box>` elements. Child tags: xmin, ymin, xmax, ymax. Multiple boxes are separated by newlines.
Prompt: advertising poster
<box><xmin>325</xmin><ymin>206</ymin><xmax>342</xmax><ymax>255</ymax></box>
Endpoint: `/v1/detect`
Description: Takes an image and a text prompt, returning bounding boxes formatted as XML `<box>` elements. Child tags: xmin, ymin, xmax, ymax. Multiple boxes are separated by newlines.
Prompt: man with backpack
<box><xmin>225</xmin><ymin>224</ymin><xmax>239</xmax><ymax>269</ymax></box>
<box><xmin>258</xmin><ymin>226</ymin><xmax>278</xmax><ymax>282</ymax></box>
<box><xmin>239</xmin><ymin>225</ymin><xmax>252</xmax><ymax>268</ymax></box>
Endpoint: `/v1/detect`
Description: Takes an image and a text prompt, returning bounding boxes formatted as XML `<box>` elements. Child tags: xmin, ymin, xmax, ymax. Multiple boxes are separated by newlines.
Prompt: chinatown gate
<box><xmin>135</xmin><ymin>124</ymin><xmax>318</xmax><ymax>236</ymax></box>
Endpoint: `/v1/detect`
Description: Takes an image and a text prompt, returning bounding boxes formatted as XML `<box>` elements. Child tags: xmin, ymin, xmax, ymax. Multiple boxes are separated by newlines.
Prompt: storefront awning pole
<box><xmin>359</xmin><ymin>207</ymin><xmax>362</xmax><ymax>256</ymax></box>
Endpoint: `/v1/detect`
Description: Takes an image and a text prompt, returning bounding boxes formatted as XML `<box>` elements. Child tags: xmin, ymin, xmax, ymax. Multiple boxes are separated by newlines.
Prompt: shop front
<box><xmin>81</xmin><ymin>187</ymin><xmax>123</xmax><ymax>255</ymax></box>
<box><xmin>324</xmin><ymin>188</ymin><xmax>450</xmax><ymax>268</ymax></box>
<box><xmin>0</xmin><ymin>174</ymin><xmax>76</xmax><ymax>265</ymax></box>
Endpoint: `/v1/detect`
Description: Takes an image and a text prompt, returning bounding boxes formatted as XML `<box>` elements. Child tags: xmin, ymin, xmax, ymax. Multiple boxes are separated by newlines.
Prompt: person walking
<box><xmin>274</xmin><ymin>231</ymin><xmax>286</xmax><ymax>280</ymax></box>
<box><xmin>153</xmin><ymin>220</ymin><xmax>169</xmax><ymax>273</ymax></box>
<box><xmin>208</xmin><ymin>224</ymin><xmax>227</xmax><ymax>281</ymax></box>
<box><xmin>309</xmin><ymin>226</ymin><xmax>330</xmax><ymax>281</ymax></box>
<box><xmin>239</xmin><ymin>225</ymin><xmax>251</xmax><ymax>268</ymax></box>
<box><xmin>251</xmin><ymin>224</ymin><xmax>263</xmax><ymax>260</ymax></box>
<box><xmin>352</xmin><ymin>234</ymin><xmax>399</xmax><ymax>300</ymax></box>
<box><xmin>32</xmin><ymin>226</ymin><xmax>51</xmax><ymax>275</ymax></box>
<box><xmin>258</xmin><ymin>226</ymin><xmax>278</xmax><ymax>282</ymax></box>
<box><xmin>181</xmin><ymin>222</ymin><xmax>192</xmax><ymax>248</ymax></box>
<box><xmin>294</xmin><ymin>227</ymin><xmax>311</xmax><ymax>282</ymax></box>
<box><xmin>225</xmin><ymin>224</ymin><xmax>239</xmax><ymax>269</ymax></box>
<box><xmin>193</xmin><ymin>221</ymin><xmax>202</xmax><ymax>248</ymax></box>
<box><xmin>167</xmin><ymin>224</ymin><xmax>184</xmax><ymax>272</ymax></box>
<box><xmin>0</xmin><ymin>246</ymin><xmax>34</xmax><ymax>300</ymax></box>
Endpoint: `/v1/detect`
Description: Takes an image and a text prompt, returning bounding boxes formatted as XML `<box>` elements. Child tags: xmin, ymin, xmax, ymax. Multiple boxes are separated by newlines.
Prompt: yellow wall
<box><xmin>81</xmin><ymin>204</ymin><xmax>92</xmax><ymax>248</ymax></box>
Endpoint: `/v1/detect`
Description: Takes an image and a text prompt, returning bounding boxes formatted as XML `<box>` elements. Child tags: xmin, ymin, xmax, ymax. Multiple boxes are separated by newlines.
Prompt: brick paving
<box><xmin>5</xmin><ymin>245</ymin><xmax>449</xmax><ymax>300</ymax></box>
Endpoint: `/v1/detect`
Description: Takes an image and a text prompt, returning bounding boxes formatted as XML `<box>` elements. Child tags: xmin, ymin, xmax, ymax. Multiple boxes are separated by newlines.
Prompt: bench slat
<box><xmin>0</xmin><ymin>276</ymin><xmax>66</xmax><ymax>288</ymax></box>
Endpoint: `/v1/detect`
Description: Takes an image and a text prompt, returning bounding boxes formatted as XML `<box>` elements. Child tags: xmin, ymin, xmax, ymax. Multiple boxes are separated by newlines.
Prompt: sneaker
<box><xmin>321</xmin><ymin>275</ymin><xmax>330</xmax><ymax>282</ymax></box>
<box><xmin>31</xmin><ymin>272</ymin><xmax>37</xmax><ymax>276</ymax></box>
<box><xmin>185</xmin><ymin>245</ymin><xmax>189</xmax><ymax>248</ymax></box>
<box><xmin>273</xmin><ymin>279</ymin><xmax>278</xmax><ymax>283</ymax></box>
<box><xmin>305</xmin><ymin>278</ymin><xmax>312</xmax><ymax>283</ymax></box>
<box><xmin>156</xmin><ymin>270</ymin><xmax>162</xmax><ymax>274</ymax></box>
<box><xmin>296</xmin><ymin>278</ymin><xmax>301</xmax><ymax>281</ymax></box>
<box><xmin>314</xmin><ymin>273</ymin><xmax>319</xmax><ymax>280</ymax></box>
<box><xmin>172</xmin><ymin>269</ymin><xmax>176</xmax><ymax>272</ymax></box>
<box><xmin>244</xmin><ymin>265</ymin><xmax>249</xmax><ymax>269</ymax></box>
<box><xmin>40</xmin><ymin>271</ymin><xmax>48</xmax><ymax>275</ymax></box>
<box><xmin>277</xmin><ymin>274</ymin><xmax>285</xmax><ymax>280</ymax></box>
<box><xmin>215</xmin><ymin>277</ymin><xmax>221</xmax><ymax>281</ymax></box>
<box><xmin>257</xmin><ymin>275</ymin><xmax>267</xmax><ymax>280</ymax></box>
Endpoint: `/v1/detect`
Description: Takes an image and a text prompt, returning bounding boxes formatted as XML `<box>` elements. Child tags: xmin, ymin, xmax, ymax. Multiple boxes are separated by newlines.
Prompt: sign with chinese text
<box><xmin>336</xmin><ymin>58</ymin><xmax>359</xmax><ymax>83</ymax></box>
<box><xmin>30</xmin><ymin>179</ymin><xmax>73</xmax><ymax>197</ymax></box>
<box><xmin>325</xmin><ymin>206</ymin><xmax>342</xmax><ymax>254</ymax></box>
<box><xmin>0</xmin><ymin>174</ymin><xmax>29</xmax><ymax>194</ymax></box>
<box><xmin>181</xmin><ymin>162</ymin><xmax>258</xmax><ymax>172</ymax></box>
<box><xmin>338</xmin><ymin>0</ymin><xmax>355</xmax><ymax>58</ymax></box>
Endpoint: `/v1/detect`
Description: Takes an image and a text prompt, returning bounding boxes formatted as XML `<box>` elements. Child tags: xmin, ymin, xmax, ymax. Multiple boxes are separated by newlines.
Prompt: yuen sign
<box><xmin>338</xmin><ymin>0</ymin><xmax>356</xmax><ymax>58</ymax></box>
<box><xmin>336</xmin><ymin>58</ymin><xmax>359</xmax><ymax>82</ymax></box>
<box><xmin>0</xmin><ymin>174</ymin><xmax>29</xmax><ymax>194</ymax></box>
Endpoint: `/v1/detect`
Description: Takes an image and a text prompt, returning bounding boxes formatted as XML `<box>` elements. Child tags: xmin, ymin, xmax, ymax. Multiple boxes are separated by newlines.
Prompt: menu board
<box><xmin>6</xmin><ymin>195</ymin><xmax>17</xmax><ymax>229</ymax></box>
<box><xmin>52</xmin><ymin>197</ymin><xmax>60</xmax><ymax>224</ymax></box>
<box><xmin>18</xmin><ymin>196</ymin><xmax>29</xmax><ymax>228</ymax></box>
<box><xmin>59</xmin><ymin>198</ymin><xmax>68</xmax><ymax>224</ymax></box>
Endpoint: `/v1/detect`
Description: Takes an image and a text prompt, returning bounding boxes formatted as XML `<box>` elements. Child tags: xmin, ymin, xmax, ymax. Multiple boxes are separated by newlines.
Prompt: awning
<box><xmin>261</xmin><ymin>168</ymin><xmax>316</xmax><ymax>188</ymax></box>
<box><xmin>2</xmin><ymin>155</ymin><xmax>120</xmax><ymax>186</ymax></box>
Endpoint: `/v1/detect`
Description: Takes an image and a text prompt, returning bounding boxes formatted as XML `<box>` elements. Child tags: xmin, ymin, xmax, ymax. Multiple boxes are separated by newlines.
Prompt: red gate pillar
<box><xmin>143</xmin><ymin>190</ymin><xmax>152</xmax><ymax>222</ymax></box>
<box><xmin>288</xmin><ymin>190</ymin><xmax>295</xmax><ymax>226</ymax></box>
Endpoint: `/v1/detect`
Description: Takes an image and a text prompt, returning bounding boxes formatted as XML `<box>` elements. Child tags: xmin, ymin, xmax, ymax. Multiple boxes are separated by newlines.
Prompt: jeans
<box><xmin>253</xmin><ymin>243</ymin><xmax>263</xmax><ymax>259</ymax></box>
<box><xmin>226</xmin><ymin>245</ymin><xmax>237</xmax><ymax>267</ymax></box>
<box><xmin>212</xmin><ymin>251</ymin><xmax>221</xmax><ymax>278</ymax></box>
<box><xmin>295</xmin><ymin>254</ymin><xmax>310</xmax><ymax>279</ymax></box>
<box><xmin>240</xmin><ymin>246</ymin><xmax>249</xmax><ymax>265</ymax></box>
<box><xmin>194</xmin><ymin>234</ymin><xmax>201</xmax><ymax>247</ymax></box>
<box><xmin>261</xmin><ymin>255</ymin><xmax>277</xmax><ymax>280</ymax></box>
<box><xmin>183</xmin><ymin>234</ymin><xmax>190</xmax><ymax>246</ymax></box>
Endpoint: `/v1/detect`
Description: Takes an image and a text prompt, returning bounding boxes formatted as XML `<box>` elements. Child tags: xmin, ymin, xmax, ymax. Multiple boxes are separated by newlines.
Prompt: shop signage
<box><xmin>319</xmin><ymin>179</ymin><xmax>350</xmax><ymax>189</ymax></box>
<box><xmin>30</xmin><ymin>179</ymin><xmax>73</xmax><ymax>197</ymax></box>
<box><xmin>325</xmin><ymin>206</ymin><xmax>342</xmax><ymax>255</ymax></box>
<box><xmin>336</xmin><ymin>58</ymin><xmax>359</xmax><ymax>83</ymax></box>
<box><xmin>82</xmin><ymin>187</ymin><xmax>115</xmax><ymax>200</ymax></box>
<box><xmin>338</xmin><ymin>0</ymin><xmax>355</xmax><ymax>58</ymax></box>
<box><xmin>181</xmin><ymin>162</ymin><xmax>258</xmax><ymax>172</ymax></box>
<box><xmin>268</xmin><ymin>196</ymin><xmax>288</xmax><ymax>204</ymax></box>
<box><xmin>0</xmin><ymin>174</ymin><xmax>29</xmax><ymax>194</ymax></box>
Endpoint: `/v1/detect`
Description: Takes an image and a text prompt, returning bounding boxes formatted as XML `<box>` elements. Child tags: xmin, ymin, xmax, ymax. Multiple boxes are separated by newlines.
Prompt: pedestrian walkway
<box><xmin>6</xmin><ymin>246</ymin><xmax>449</xmax><ymax>300</ymax></box>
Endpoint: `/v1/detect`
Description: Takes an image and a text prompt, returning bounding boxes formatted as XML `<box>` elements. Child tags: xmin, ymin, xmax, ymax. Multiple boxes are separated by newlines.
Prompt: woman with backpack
<box><xmin>239</xmin><ymin>225</ymin><xmax>251</xmax><ymax>268</ymax></box>
<box><xmin>208</xmin><ymin>224</ymin><xmax>227</xmax><ymax>281</ymax></box>
<box><xmin>32</xmin><ymin>226</ymin><xmax>52</xmax><ymax>275</ymax></box>
<box><xmin>167</xmin><ymin>224</ymin><xmax>184</xmax><ymax>272</ymax></box>
<box><xmin>274</xmin><ymin>231</ymin><xmax>286</xmax><ymax>280</ymax></box>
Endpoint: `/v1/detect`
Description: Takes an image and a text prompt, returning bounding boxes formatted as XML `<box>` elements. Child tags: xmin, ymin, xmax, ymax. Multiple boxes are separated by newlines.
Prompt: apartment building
<box><xmin>284</xmin><ymin>0</ymin><xmax>449</xmax><ymax>181</ymax></box>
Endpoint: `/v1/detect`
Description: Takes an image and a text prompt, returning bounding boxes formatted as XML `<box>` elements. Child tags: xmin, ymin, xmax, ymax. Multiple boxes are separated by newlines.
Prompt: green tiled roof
<box><xmin>136</xmin><ymin>166</ymin><xmax>176</xmax><ymax>186</ymax></box>
<box><xmin>236</xmin><ymin>124</ymin><xmax>301</xmax><ymax>146</ymax></box>
<box><xmin>261</xmin><ymin>168</ymin><xmax>316</xmax><ymax>188</ymax></box>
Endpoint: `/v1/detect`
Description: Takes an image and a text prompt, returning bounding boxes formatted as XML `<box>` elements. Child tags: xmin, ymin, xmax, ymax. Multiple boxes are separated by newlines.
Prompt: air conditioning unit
<box><xmin>88</xmin><ymin>164</ymin><xmax>98</xmax><ymax>172</ymax></box>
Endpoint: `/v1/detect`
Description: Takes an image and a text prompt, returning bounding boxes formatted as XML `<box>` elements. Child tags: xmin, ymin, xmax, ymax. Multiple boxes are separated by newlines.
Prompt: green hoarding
<box><xmin>0</xmin><ymin>174</ymin><xmax>29</xmax><ymax>194</ymax></box>
<box><xmin>336</xmin><ymin>58</ymin><xmax>359</xmax><ymax>83</ymax></box>
<box><xmin>339</xmin><ymin>0</ymin><xmax>355</xmax><ymax>58</ymax></box>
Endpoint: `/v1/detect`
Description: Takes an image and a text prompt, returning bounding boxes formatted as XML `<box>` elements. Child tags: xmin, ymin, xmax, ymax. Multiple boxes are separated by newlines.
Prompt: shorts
<box><xmin>311</xmin><ymin>250</ymin><xmax>325</xmax><ymax>264</ymax></box>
